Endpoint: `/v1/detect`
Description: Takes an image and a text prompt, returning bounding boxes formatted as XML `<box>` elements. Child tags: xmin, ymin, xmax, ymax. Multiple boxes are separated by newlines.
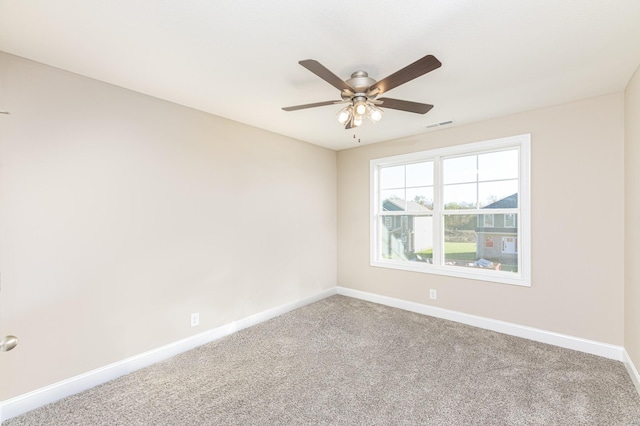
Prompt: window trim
<box><xmin>370</xmin><ymin>134</ymin><xmax>531</xmax><ymax>287</ymax></box>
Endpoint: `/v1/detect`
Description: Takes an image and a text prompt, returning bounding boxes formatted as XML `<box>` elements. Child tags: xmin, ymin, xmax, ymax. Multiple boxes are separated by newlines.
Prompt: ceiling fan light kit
<box><xmin>283</xmin><ymin>55</ymin><xmax>441</xmax><ymax>129</ymax></box>
<box><xmin>337</xmin><ymin>101</ymin><xmax>383</xmax><ymax>127</ymax></box>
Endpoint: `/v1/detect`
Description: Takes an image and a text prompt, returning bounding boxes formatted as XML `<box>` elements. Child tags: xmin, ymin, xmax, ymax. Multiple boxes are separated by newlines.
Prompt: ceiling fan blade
<box><xmin>282</xmin><ymin>100</ymin><xmax>341</xmax><ymax>111</ymax></box>
<box><xmin>299</xmin><ymin>60</ymin><xmax>354</xmax><ymax>92</ymax></box>
<box><xmin>378</xmin><ymin>98</ymin><xmax>434</xmax><ymax>114</ymax></box>
<box><xmin>369</xmin><ymin>55</ymin><xmax>441</xmax><ymax>95</ymax></box>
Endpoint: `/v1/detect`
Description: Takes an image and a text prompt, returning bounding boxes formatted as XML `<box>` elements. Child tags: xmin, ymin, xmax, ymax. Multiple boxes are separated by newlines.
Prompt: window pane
<box><xmin>478</xmin><ymin>150</ymin><xmax>518</xmax><ymax>181</ymax></box>
<box><xmin>443</xmin><ymin>214</ymin><xmax>477</xmax><ymax>266</ymax></box>
<box><xmin>406</xmin><ymin>187</ymin><xmax>433</xmax><ymax>210</ymax></box>
<box><xmin>406</xmin><ymin>161</ymin><xmax>433</xmax><ymax>187</ymax></box>
<box><xmin>443</xmin><ymin>155</ymin><xmax>477</xmax><ymax>184</ymax></box>
<box><xmin>381</xmin><ymin>215</ymin><xmax>433</xmax><ymax>263</ymax></box>
<box><xmin>380</xmin><ymin>165</ymin><xmax>404</xmax><ymax>189</ymax></box>
<box><xmin>382</xmin><ymin>189</ymin><xmax>405</xmax><ymax>211</ymax></box>
<box><xmin>444</xmin><ymin>214</ymin><xmax>518</xmax><ymax>273</ymax></box>
<box><xmin>443</xmin><ymin>183</ymin><xmax>477</xmax><ymax>209</ymax></box>
<box><xmin>413</xmin><ymin>216</ymin><xmax>434</xmax><ymax>263</ymax></box>
<box><xmin>479</xmin><ymin>180</ymin><xmax>518</xmax><ymax>208</ymax></box>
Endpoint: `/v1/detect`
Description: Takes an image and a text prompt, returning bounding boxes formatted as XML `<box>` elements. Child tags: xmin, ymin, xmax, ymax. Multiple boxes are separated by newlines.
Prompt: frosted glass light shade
<box><xmin>354</xmin><ymin>101</ymin><xmax>367</xmax><ymax>115</ymax></box>
<box><xmin>368</xmin><ymin>106</ymin><xmax>383</xmax><ymax>122</ymax></box>
<box><xmin>337</xmin><ymin>106</ymin><xmax>350</xmax><ymax>124</ymax></box>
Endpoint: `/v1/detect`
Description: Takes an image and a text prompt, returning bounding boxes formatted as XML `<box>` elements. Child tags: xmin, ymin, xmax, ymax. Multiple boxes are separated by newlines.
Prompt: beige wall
<box><xmin>0</xmin><ymin>52</ymin><xmax>337</xmax><ymax>400</ymax></box>
<box><xmin>625</xmin><ymin>66</ymin><xmax>640</xmax><ymax>370</ymax></box>
<box><xmin>338</xmin><ymin>93</ymin><xmax>625</xmax><ymax>345</ymax></box>
<box><xmin>0</xmin><ymin>47</ymin><xmax>635</xmax><ymax>403</ymax></box>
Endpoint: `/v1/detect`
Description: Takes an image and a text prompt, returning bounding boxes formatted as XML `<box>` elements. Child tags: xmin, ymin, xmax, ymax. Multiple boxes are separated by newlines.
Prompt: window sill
<box><xmin>370</xmin><ymin>259</ymin><xmax>531</xmax><ymax>287</ymax></box>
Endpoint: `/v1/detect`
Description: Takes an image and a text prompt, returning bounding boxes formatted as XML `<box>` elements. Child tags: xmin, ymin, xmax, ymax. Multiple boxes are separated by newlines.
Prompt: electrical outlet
<box><xmin>429</xmin><ymin>289</ymin><xmax>437</xmax><ymax>300</ymax></box>
<box><xmin>190</xmin><ymin>312</ymin><xmax>200</xmax><ymax>327</ymax></box>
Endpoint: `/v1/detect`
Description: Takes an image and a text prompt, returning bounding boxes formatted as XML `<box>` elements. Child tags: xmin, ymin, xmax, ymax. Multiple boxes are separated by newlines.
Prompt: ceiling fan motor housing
<box><xmin>346</xmin><ymin>70</ymin><xmax>377</xmax><ymax>95</ymax></box>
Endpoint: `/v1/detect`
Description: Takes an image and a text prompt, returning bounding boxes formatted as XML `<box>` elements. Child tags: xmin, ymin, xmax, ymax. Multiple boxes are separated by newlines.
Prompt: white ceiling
<box><xmin>1</xmin><ymin>1</ymin><xmax>640</xmax><ymax>150</ymax></box>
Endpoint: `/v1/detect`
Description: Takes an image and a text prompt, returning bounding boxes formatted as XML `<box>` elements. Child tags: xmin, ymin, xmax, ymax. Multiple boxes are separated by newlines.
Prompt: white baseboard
<box><xmin>337</xmin><ymin>287</ymin><xmax>624</xmax><ymax>361</ymax></box>
<box><xmin>0</xmin><ymin>287</ymin><xmax>337</xmax><ymax>423</ymax></box>
<box><xmin>1</xmin><ymin>286</ymin><xmax>631</xmax><ymax>422</ymax></box>
<box><xmin>624</xmin><ymin>349</ymin><xmax>640</xmax><ymax>396</ymax></box>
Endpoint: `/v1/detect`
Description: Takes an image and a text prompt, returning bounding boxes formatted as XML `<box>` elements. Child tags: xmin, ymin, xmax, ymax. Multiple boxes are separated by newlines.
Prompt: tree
<box><xmin>413</xmin><ymin>195</ymin><xmax>433</xmax><ymax>209</ymax></box>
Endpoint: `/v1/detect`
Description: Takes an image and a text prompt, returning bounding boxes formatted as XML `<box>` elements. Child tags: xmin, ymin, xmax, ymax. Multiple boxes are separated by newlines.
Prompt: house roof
<box><xmin>384</xmin><ymin>199</ymin><xmax>431</xmax><ymax>212</ymax></box>
<box><xmin>483</xmin><ymin>193</ymin><xmax>518</xmax><ymax>209</ymax></box>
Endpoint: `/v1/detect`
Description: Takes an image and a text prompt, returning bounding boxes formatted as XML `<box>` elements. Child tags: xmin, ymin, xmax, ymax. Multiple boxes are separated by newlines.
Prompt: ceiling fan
<box><xmin>282</xmin><ymin>54</ymin><xmax>441</xmax><ymax>129</ymax></box>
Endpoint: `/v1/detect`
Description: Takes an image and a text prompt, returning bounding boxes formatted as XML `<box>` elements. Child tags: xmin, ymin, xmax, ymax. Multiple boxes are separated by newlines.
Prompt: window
<box><xmin>485</xmin><ymin>237</ymin><xmax>494</xmax><ymax>248</ymax></box>
<box><xmin>504</xmin><ymin>213</ymin><xmax>516</xmax><ymax>228</ymax></box>
<box><xmin>370</xmin><ymin>134</ymin><xmax>530</xmax><ymax>286</ymax></box>
<box><xmin>483</xmin><ymin>214</ymin><xmax>494</xmax><ymax>227</ymax></box>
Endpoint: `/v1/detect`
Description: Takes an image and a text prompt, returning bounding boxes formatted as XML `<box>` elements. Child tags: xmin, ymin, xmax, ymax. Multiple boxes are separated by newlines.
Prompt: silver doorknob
<box><xmin>0</xmin><ymin>335</ymin><xmax>18</xmax><ymax>352</ymax></box>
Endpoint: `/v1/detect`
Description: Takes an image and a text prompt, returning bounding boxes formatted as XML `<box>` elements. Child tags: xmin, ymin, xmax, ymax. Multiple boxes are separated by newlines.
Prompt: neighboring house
<box><xmin>382</xmin><ymin>199</ymin><xmax>433</xmax><ymax>260</ymax></box>
<box><xmin>381</xmin><ymin>194</ymin><xmax>518</xmax><ymax>266</ymax></box>
<box><xmin>475</xmin><ymin>193</ymin><xmax>518</xmax><ymax>266</ymax></box>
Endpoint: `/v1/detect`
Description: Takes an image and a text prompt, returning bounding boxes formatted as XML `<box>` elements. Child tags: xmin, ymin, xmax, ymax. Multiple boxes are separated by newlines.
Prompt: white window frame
<box><xmin>370</xmin><ymin>134</ymin><xmax>531</xmax><ymax>286</ymax></box>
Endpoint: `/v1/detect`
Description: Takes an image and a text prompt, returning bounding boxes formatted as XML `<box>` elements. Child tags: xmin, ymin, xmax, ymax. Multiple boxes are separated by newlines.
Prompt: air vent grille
<box><xmin>425</xmin><ymin>120</ymin><xmax>453</xmax><ymax>129</ymax></box>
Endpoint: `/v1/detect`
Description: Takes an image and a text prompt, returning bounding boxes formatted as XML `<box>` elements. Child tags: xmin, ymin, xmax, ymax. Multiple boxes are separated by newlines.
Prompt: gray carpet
<box><xmin>4</xmin><ymin>295</ymin><xmax>640</xmax><ymax>425</ymax></box>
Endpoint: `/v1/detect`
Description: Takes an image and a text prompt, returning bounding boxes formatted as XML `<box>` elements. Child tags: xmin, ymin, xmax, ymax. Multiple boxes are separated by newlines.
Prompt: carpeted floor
<box><xmin>4</xmin><ymin>295</ymin><xmax>640</xmax><ymax>425</ymax></box>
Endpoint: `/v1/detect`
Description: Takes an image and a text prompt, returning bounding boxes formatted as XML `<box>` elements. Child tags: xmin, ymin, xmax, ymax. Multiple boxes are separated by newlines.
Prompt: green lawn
<box><xmin>415</xmin><ymin>242</ymin><xmax>518</xmax><ymax>272</ymax></box>
<box><xmin>417</xmin><ymin>242</ymin><xmax>476</xmax><ymax>260</ymax></box>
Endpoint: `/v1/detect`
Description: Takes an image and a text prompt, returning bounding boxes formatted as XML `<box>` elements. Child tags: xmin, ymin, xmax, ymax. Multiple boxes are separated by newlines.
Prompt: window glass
<box><xmin>444</xmin><ymin>214</ymin><xmax>518</xmax><ymax>273</ymax></box>
<box><xmin>382</xmin><ymin>190</ymin><xmax>405</xmax><ymax>211</ymax></box>
<box><xmin>380</xmin><ymin>215</ymin><xmax>433</xmax><ymax>263</ymax></box>
<box><xmin>478</xmin><ymin>150</ymin><xmax>519</xmax><ymax>181</ymax></box>
<box><xmin>443</xmin><ymin>214</ymin><xmax>478</xmax><ymax>266</ymax></box>
<box><xmin>406</xmin><ymin>187</ymin><xmax>433</xmax><ymax>210</ymax></box>
<box><xmin>483</xmin><ymin>214</ymin><xmax>494</xmax><ymax>227</ymax></box>
<box><xmin>479</xmin><ymin>180</ymin><xmax>518</xmax><ymax>208</ymax></box>
<box><xmin>502</xmin><ymin>237</ymin><xmax>518</xmax><ymax>254</ymax></box>
<box><xmin>380</xmin><ymin>165</ymin><xmax>404</xmax><ymax>189</ymax></box>
<box><xmin>443</xmin><ymin>155</ymin><xmax>477</xmax><ymax>184</ymax></box>
<box><xmin>443</xmin><ymin>183</ymin><xmax>477</xmax><ymax>209</ymax></box>
<box><xmin>406</xmin><ymin>161</ymin><xmax>433</xmax><ymax>187</ymax></box>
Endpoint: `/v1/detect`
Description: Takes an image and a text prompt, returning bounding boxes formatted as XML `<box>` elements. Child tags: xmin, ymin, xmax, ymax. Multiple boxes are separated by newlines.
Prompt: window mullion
<box><xmin>433</xmin><ymin>156</ymin><xmax>443</xmax><ymax>266</ymax></box>
<box><xmin>475</xmin><ymin>154</ymin><xmax>480</xmax><ymax>209</ymax></box>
